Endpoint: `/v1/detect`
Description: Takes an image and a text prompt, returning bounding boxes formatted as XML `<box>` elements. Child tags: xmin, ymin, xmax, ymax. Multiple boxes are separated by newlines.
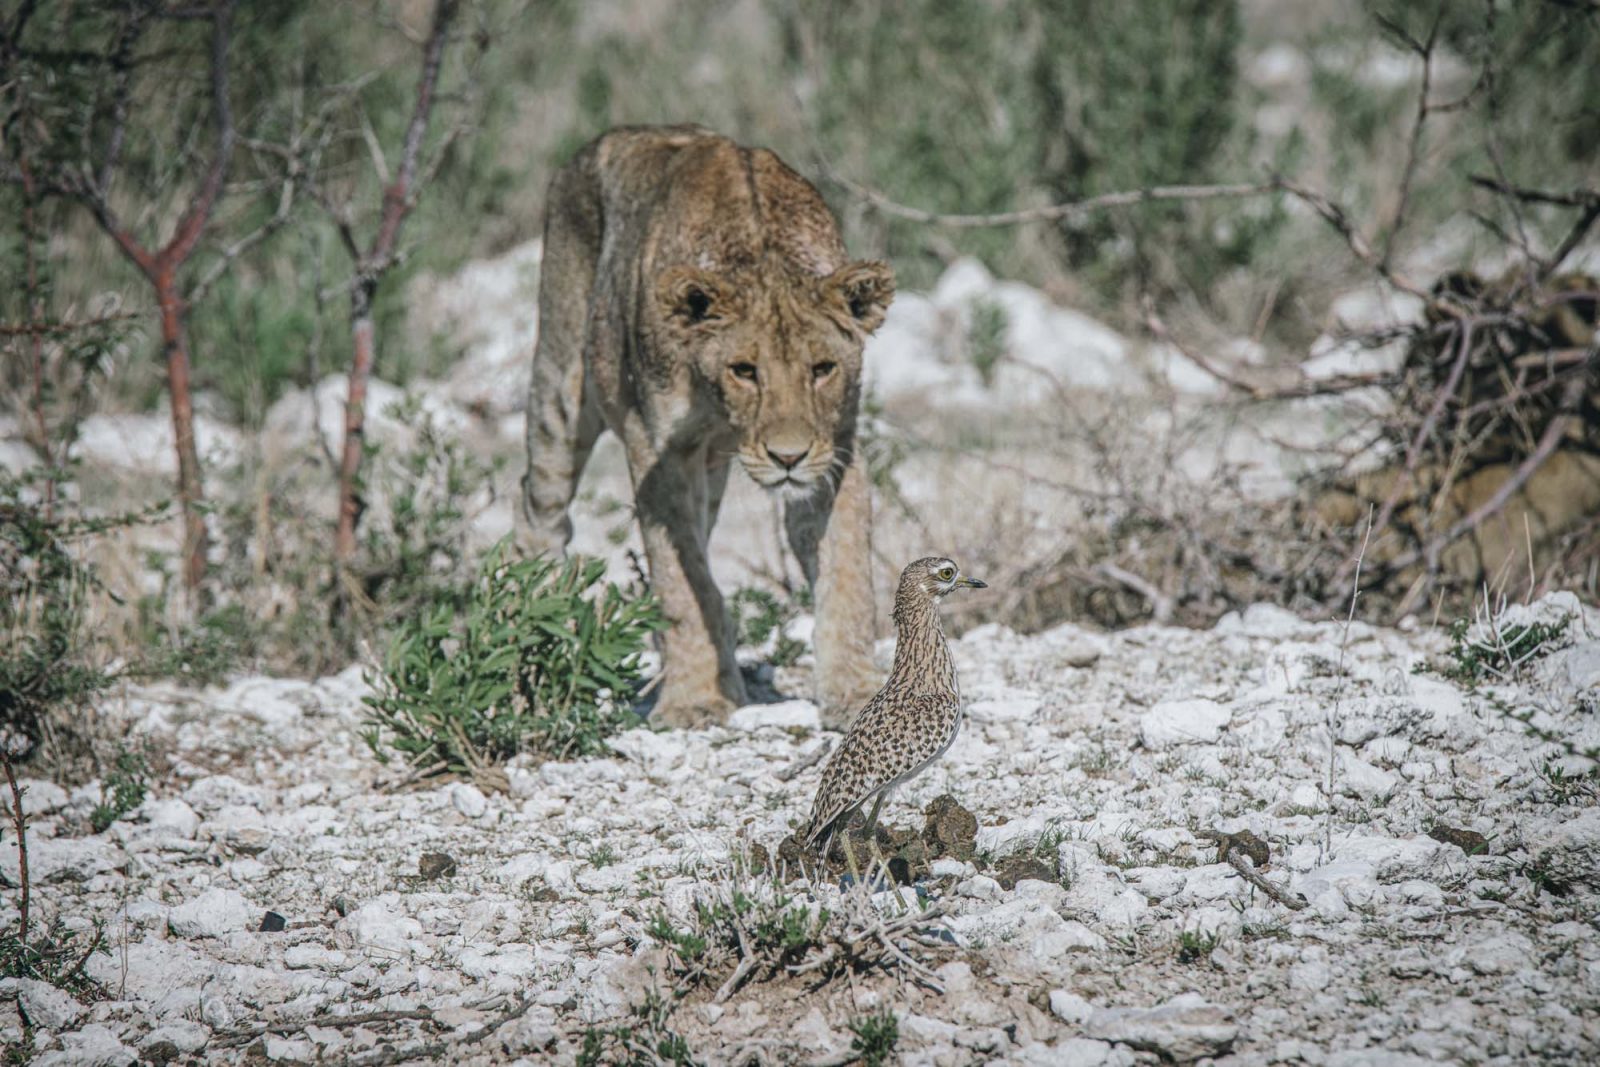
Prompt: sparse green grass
<box><xmin>587</xmin><ymin>843</ymin><xmax>618</xmax><ymax>869</ymax></box>
<box><xmin>1536</xmin><ymin>761</ymin><xmax>1600</xmax><ymax>806</ymax></box>
<box><xmin>1177</xmin><ymin>928</ymin><xmax>1220</xmax><ymax>964</ymax></box>
<box><xmin>649</xmin><ymin>864</ymin><xmax>951</xmax><ymax>997</ymax></box>
<box><xmin>577</xmin><ymin>990</ymin><xmax>700</xmax><ymax>1067</ymax></box>
<box><xmin>848</xmin><ymin>1009</ymin><xmax>900</xmax><ymax>1067</ymax></box>
<box><xmin>90</xmin><ymin>746</ymin><xmax>150</xmax><ymax>834</ymax></box>
<box><xmin>0</xmin><ymin>918</ymin><xmax>106</xmax><ymax>1002</ymax></box>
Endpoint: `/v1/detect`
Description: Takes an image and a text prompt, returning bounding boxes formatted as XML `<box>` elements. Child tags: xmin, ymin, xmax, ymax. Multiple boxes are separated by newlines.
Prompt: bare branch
<box><xmin>824</xmin><ymin>165</ymin><xmax>1278</xmax><ymax>228</ymax></box>
<box><xmin>159</xmin><ymin>0</ymin><xmax>236</xmax><ymax>272</ymax></box>
<box><xmin>1378</xmin><ymin>369</ymin><xmax>1593</xmax><ymax>579</ymax></box>
<box><xmin>1468</xmin><ymin>176</ymin><xmax>1600</xmax><ymax>209</ymax></box>
<box><xmin>368</xmin><ymin>0</ymin><xmax>458</xmax><ymax>266</ymax></box>
<box><xmin>94</xmin><ymin>6</ymin><xmax>148</xmax><ymax>197</ymax></box>
<box><xmin>1379</xmin><ymin>5</ymin><xmax>1445</xmax><ymax>270</ymax></box>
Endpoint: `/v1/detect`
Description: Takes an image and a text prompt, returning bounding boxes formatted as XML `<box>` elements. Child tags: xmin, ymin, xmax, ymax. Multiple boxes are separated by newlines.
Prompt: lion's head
<box><xmin>652</xmin><ymin>255</ymin><xmax>894</xmax><ymax>492</ymax></box>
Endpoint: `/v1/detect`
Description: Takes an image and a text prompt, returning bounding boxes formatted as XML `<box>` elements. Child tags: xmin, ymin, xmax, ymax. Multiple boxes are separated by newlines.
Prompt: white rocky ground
<box><xmin>4</xmin><ymin>592</ymin><xmax>1599</xmax><ymax>1065</ymax></box>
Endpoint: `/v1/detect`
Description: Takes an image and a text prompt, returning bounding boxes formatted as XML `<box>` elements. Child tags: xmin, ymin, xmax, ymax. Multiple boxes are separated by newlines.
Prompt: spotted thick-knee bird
<box><xmin>802</xmin><ymin>557</ymin><xmax>986</xmax><ymax>853</ymax></box>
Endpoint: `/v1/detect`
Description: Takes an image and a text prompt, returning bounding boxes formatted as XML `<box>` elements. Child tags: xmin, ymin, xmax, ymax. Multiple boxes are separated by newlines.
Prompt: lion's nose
<box><xmin>766</xmin><ymin>445</ymin><xmax>809</xmax><ymax>470</ymax></box>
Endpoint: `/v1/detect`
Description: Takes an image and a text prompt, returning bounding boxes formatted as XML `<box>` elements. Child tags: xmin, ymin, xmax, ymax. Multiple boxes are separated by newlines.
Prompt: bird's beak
<box><xmin>958</xmin><ymin>575</ymin><xmax>987</xmax><ymax>589</ymax></box>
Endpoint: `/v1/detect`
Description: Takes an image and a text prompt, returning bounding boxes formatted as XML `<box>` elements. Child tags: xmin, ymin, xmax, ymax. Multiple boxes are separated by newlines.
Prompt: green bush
<box><xmin>362</xmin><ymin>546</ymin><xmax>664</xmax><ymax>778</ymax></box>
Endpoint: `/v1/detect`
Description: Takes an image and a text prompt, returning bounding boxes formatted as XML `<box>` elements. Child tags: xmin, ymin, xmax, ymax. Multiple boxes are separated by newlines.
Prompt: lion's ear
<box><xmin>656</xmin><ymin>266</ymin><xmax>734</xmax><ymax>329</ymax></box>
<box><xmin>826</xmin><ymin>260</ymin><xmax>895</xmax><ymax>334</ymax></box>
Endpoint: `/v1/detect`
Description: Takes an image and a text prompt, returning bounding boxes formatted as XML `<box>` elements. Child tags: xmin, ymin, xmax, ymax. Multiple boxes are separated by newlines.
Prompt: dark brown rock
<box><xmin>418</xmin><ymin>851</ymin><xmax>458</xmax><ymax>879</ymax></box>
<box><xmin>1428</xmin><ymin>825</ymin><xmax>1490</xmax><ymax>855</ymax></box>
<box><xmin>923</xmin><ymin>794</ymin><xmax>978</xmax><ymax>861</ymax></box>
<box><xmin>1213</xmin><ymin>830</ymin><xmax>1270</xmax><ymax>868</ymax></box>
<box><xmin>992</xmin><ymin>852</ymin><xmax>1058</xmax><ymax>890</ymax></box>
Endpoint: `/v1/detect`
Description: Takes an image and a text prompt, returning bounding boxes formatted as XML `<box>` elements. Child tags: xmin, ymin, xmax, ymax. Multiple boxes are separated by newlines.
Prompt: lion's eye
<box><xmin>812</xmin><ymin>361</ymin><xmax>838</xmax><ymax>381</ymax></box>
<box><xmin>939</xmin><ymin>567</ymin><xmax>955</xmax><ymax>581</ymax></box>
<box><xmin>730</xmin><ymin>362</ymin><xmax>758</xmax><ymax>382</ymax></box>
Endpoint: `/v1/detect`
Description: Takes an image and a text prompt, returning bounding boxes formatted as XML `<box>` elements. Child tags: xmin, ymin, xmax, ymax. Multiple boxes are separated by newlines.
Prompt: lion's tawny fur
<box><xmin>519</xmin><ymin>125</ymin><xmax>892</xmax><ymax>727</ymax></box>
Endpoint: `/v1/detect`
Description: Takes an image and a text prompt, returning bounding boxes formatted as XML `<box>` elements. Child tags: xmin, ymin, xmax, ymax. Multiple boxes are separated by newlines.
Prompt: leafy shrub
<box><xmin>0</xmin><ymin>467</ymin><xmax>166</xmax><ymax>749</ymax></box>
<box><xmin>362</xmin><ymin>545</ymin><xmax>664</xmax><ymax>779</ymax></box>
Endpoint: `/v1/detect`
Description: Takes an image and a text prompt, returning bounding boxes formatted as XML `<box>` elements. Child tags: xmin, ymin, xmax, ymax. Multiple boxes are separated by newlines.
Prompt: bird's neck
<box><xmin>889</xmin><ymin>600</ymin><xmax>957</xmax><ymax>697</ymax></box>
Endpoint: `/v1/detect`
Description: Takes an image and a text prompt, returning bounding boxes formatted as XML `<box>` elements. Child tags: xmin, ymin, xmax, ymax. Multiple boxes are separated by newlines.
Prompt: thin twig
<box><xmin>825</xmin><ymin>165</ymin><xmax>1276</xmax><ymax>228</ymax></box>
<box><xmin>1225</xmin><ymin>846</ymin><xmax>1308</xmax><ymax>911</ymax></box>
<box><xmin>1</xmin><ymin>748</ymin><xmax>30</xmax><ymax>946</ymax></box>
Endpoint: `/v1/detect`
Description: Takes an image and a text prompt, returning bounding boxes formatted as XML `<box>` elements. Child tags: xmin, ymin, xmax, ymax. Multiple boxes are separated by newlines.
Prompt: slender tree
<box><xmin>2</xmin><ymin>0</ymin><xmax>240</xmax><ymax>597</ymax></box>
<box><xmin>309</xmin><ymin>0</ymin><xmax>466</xmax><ymax>566</ymax></box>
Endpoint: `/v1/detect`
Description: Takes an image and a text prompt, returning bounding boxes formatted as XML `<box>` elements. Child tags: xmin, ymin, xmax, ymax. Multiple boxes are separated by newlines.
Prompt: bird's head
<box><xmin>897</xmin><ymin>556</ymin><xmax>987</xmax><ymax>606</ymax></box>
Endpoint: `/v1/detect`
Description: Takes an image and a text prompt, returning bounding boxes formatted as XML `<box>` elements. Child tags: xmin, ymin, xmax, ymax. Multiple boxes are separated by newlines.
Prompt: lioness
<box><xmin>519</xmin><ymin>125</ymin><xmax>894</xmax><ymax>728</ymax></box>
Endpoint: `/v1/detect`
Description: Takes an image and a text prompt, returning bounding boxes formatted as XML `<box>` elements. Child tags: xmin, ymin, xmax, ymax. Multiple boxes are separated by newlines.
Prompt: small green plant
<box><xmin>577</xmin><ymin>989</ymin><xmax>701</xmax><ymax>1067</ymax></box>
<box><xmin>646</xmin><ymin>909</ymin><xmax>710</xmax><ymax>963</ymax></box>
<box><xmin>1177</xmin><ymin>928</ymin><xmax>1220</xmax><ymax>964</ymax></box>
<box><xmin>848</xmin><ymin>1008</ymin><xmax>900</xmax><ymax>1067</ymax></box>
<box><xmin>0</xmin><ymin>917</ymin><xmax>105</xmax><ymax>1001</ymax></box>
<box><xmin>1438</xmin><ymin>614</ymin><xmax>1572</xmax><ymax>686</ymax></box>
<box><xmin>1536</xmin><ymin>761</ymin><xmax>1599</xmax><ymax>806</ymax></box>
<box><xmin>587</xmin><ymin>843</ymin><xmax>618</xmax><ymax>869</ymax></box>
<box><xmin>966</xmin><ymin>297</ymin><xmax>1009</xmax><ymax>388</ymax></box>
<box><xmin>362</xmin><ymin>544</ymin><xmax>664</xmax><ymax>778</ymax></box>
<box><xmin>650</xmin><ymin>864</ymin><xmax>949</xmax><ymax>998</ymax></box>
<box><xmin>90</xmin><ymin>747</ymin><xmax>150</xmax><ymax>834</ymax></box>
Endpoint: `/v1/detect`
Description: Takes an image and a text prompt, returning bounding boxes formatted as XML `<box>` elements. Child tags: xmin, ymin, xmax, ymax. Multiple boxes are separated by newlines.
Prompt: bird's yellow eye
<box><xmin>938</xmin><ymin>567</ymin><xmax>955</xmax><ymax>581</ymax></box>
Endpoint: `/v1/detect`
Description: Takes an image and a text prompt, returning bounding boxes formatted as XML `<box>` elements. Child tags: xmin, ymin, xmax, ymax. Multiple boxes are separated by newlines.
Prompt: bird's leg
<box><xmin>862</xmin><ymin>789</ymin><xmax>891</xmax><ymax>870</ymax></box>
<box><xmin>840</xmin><ymin>833</ymin><xmax>862</xmax><ymax>886</ymax></box>
<box><xmin>863</xmin><ymin>789</ymin><xmax>888</xmax><ymax>842</ymax></box>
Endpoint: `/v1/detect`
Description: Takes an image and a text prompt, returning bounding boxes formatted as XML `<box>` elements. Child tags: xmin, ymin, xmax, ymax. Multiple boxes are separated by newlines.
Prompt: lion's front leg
<box><xmin>632</xmin><ymin>446</ymin><xmax>747</xmax><ymax>727</ymax></box>
<box><xmin>786</xmin><ymin>450</ymin><xmax>879</xmax><ymax>730</ymax></box>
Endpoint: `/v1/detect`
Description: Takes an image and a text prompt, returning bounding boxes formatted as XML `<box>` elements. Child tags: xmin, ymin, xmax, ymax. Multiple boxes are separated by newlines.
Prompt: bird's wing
<box><xmin>802</xmin><ymin>691</ymin><xmax>891</xmax><ymax>845</ymax></box>
<box><xmin>803</xmin><ymin>690</ymin><xmax>957</xmax><ymax>846</ymax></box>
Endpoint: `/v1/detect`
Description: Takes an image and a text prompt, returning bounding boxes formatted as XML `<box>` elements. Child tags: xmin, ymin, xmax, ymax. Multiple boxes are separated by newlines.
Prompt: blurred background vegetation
<box><xmin>7</xmin><ymin>0</ymin><xmax>1597</xmax><ymax>425</ymax></box>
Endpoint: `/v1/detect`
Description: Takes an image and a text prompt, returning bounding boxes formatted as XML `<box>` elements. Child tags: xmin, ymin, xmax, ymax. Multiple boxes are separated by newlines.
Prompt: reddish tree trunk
<box><xmin>154</xmin><ymin>271</ymin><xmax>210</xmax><ymax>593</ymax></box>
<box><xmin>335</xmin><ymin>281</ymin><xmax>377</xmax><ymax>561</ymax></box>
<box><xmin>330</xmin><ymin>0</ymin><xmax>459</xmax><ymax>567</ymax></box>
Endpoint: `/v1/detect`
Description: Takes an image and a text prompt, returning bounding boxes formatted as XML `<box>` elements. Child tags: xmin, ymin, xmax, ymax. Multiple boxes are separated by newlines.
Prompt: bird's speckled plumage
<box><xmin>802</xmin><ymin>557</ymin><xmax>984</xmax><ymax>851</ymax></box>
